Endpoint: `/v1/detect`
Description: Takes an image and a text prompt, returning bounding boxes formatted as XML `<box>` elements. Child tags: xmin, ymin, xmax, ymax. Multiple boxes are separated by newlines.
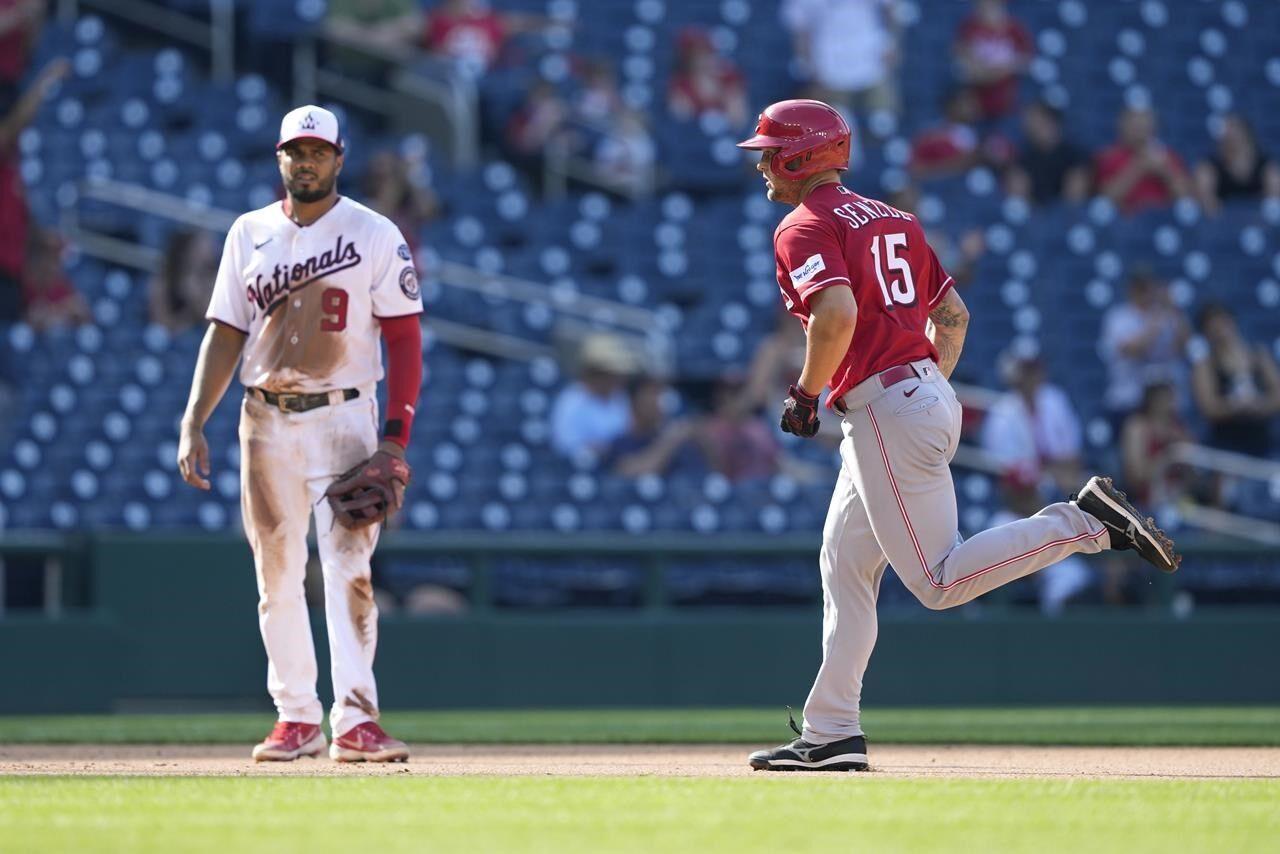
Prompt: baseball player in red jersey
<box><xmin>736</xmin><ymin>100</ymin><xmax>1180</xmax><ymax>772</ymax></box>
<box><xmin>177</xmin><ymin>106</ymin><xmax>423</xmax><ymax>762</ymax></box>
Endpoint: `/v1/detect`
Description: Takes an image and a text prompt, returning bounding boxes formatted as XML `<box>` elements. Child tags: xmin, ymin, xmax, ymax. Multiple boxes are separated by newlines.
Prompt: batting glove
<box><xmin>780</xmin><ymin>383</ymin><xmax>820</xmax><ymax>438</ymax></box>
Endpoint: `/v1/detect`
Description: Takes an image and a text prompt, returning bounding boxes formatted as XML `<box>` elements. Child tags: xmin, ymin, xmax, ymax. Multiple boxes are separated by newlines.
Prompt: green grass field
<box><xmin>4</xmin><ymin>708</ymin><xmax>1277</xmax><ymax>853</ymax></box>
<box><xmin>1</xmin><ymin>705</ymin><xmax>1278</xmax><ymax>745</ymax></box>
<box><xmin>2</xmin><ymin>776</ymin><xmax>1278</xmax><ymax>854</ymax></box>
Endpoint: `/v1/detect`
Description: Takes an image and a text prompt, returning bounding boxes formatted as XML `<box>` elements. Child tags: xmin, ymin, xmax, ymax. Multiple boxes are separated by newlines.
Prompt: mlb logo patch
<box><xmin>789</xmin><ymin>254</ymin><xmax>826</xmax><ymax>286</ymax></box>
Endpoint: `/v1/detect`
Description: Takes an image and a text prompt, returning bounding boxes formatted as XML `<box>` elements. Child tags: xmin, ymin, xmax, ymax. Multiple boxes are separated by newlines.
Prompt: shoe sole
<box><xmin>251</xmin><ymin>731</ymin><xmax>328</xmax><ymax>762</ymax></box>
<box><xmin>749</xmin><ymin>753</ymin><xmax>869</xmax><ymax>772</ymax></box>
<box><xmin>329</xmin><ymin>745</ymin><xmax>410</xmax><ymax>763</ymax></box>
<box><xmin>1079</xmin><ymin>476</ymin><xmax>1180</xmax><ymax>572</ymax></box>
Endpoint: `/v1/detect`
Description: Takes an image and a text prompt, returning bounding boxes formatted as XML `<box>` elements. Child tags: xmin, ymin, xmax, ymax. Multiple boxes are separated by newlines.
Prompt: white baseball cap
<box><xmin>277</xmin><ymin>105</ymin><xmax>344</xmax><ymax>153</ymax></box>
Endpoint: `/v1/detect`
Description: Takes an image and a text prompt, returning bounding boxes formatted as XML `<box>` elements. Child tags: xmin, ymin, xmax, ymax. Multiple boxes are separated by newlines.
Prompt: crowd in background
<box><xmin>2</xmin><ymin>0</ymin><xmax>1279</xmax><ymax>614</ymax></box>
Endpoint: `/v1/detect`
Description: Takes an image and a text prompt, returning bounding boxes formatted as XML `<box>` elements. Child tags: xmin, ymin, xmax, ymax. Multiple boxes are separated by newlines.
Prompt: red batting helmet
<box><xmin>736</xmin><ymin>99</ymin><xmax>850</xmax><ymax>181</ymax></box>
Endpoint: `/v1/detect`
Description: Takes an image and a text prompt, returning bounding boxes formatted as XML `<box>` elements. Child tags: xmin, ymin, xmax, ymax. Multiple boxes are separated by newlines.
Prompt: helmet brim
<box><xmin>735</xmin><ymin>134</ymin><xmax>789</xmax><ymax>150</ymax></box>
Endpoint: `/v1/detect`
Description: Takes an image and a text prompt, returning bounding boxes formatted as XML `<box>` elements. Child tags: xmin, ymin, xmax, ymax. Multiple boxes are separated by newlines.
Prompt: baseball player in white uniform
<box><xmin>736</xmin><ymin>100</ymin><xmax>1181</xmax><ymax>772</ymax></box>
<box><xmin>177</xmin><ymin>106</ymin><xmax>424</xmax><ymax>762</ymax></box>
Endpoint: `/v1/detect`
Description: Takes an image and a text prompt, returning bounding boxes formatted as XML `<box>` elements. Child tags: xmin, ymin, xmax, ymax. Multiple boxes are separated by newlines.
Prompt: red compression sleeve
<box><xmin>378</xmin><ymin>314</ymin><xmax>423</xmax><ymax>449</ymax></box>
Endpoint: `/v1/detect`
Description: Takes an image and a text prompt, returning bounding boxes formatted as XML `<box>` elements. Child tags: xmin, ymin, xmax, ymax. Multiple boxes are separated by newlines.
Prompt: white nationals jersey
<box><xmin>206</xmin><ymin>196</ymin><xmax>423</xmax><ymax>393</ymax></box>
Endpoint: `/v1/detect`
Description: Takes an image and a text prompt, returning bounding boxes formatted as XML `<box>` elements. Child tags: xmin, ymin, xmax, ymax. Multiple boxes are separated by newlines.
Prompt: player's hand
<box><xmin>177</xmin><ymin>421</ymin><xmax>212</xmax><ymax>490</ymax></box>
<box><xmin>780</xmin><ymin>383</ymin><xmax>821</xmax><ymax>438</ymax></box>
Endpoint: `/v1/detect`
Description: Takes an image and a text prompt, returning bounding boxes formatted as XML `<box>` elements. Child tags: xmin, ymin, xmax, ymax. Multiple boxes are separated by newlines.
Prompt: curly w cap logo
<box><xmin>790</xmin><ymin>254</ymin><xmax>826</xmax><ymax>286</ymax></box>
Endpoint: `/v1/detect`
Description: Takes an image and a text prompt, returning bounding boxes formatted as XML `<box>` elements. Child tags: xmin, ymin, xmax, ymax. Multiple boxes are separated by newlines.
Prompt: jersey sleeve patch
<box><xmin>789</xmin><ymin>253</ymin><xmax>827</xmax><ymax>286</ymax></box>
<box><xmin>399</xmin><ymin>266</ymin><xmax>420</xmax><ymax>300</ymax></box>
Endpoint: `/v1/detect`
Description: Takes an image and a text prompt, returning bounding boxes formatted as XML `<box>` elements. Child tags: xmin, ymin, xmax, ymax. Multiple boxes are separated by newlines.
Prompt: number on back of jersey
<box><xmin>870</xmin><ymin>233</ymin><xmax>917</xmax><ymax>309</ymax></box>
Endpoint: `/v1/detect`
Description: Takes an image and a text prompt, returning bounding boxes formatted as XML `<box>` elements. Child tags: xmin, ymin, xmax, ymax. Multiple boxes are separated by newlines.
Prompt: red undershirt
<box><xmin>377</xmin><ymin>313</ymin><xmax>422</xmax><ymax>449</ymax></box>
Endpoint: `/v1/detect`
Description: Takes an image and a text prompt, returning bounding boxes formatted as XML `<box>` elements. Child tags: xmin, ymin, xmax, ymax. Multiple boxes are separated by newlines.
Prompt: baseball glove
<box><xmin>325</xmin><ymin>449</ymin><xmax>412</xmax><ymax>530</ymax></box>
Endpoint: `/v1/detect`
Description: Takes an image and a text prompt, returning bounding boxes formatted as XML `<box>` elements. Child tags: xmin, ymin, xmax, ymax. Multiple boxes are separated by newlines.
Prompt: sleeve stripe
<box><xmin>798</xmin><ymin>275</ymin><xmax>851</xmax><ymax>292</ymax></box>
<box><xmin>928</xmin><ymin>276</ymin><xmax>956</xmax><ymax>307</ymax></box>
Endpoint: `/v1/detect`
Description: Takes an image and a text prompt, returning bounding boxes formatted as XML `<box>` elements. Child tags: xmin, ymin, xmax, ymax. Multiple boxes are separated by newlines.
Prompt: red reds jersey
<box><xmin>955</xmin><ymin>15</ymin><xmax>1033</xmax><ymax>118</ymax></box>
<box><xmin>1093</xmin><ymin>144</ymin><xmax>1189</xmax><ymax>214</ymax></box>
<box><xmin>772</xmin><ymin>183</ymin><xmax>954</xmax><ymax>407</ymax></box>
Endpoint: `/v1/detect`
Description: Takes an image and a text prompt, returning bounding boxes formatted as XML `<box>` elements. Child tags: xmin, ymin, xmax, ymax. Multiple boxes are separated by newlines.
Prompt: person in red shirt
<box><xmin>421</xmin><ymin>0</ymin><xmax>546</xmax><ymax>77</ymax></box>
<box><xmin>0</xmin><ymin>58</ymin><xmax>68</xmax><ymax>322</ymax></box>
<box><xmin>910</xmin><ymin>88</ymin><xmax>1015</xmax><ymax>180</ymax></box>
<box><xmin>735</xmin><ymin>99</ymin><xmax>1180</xmax><ymax>774</ymax></box>
<box><xmin>909</xmin><ymin>87</ymin><xmax>981</xmax><ymax>178</ymax></box>
<box><xmin>666</xmin><ymin>27</ymin><xmax>749</xmax><ymax>127</ymax></box>
<box><xmin>1094</xmin><ymin>106</ymin><xmax>1191</xmax><ymax>215</ymax></box>
<box><xmin>953</xmin><ymin>0</ymin><xmax>1032</xmax><ymax>120</ymax></box>
<box><xmin>0</xmin><ymin>0</ymin><xmax>44</xmax><ymax>106</ymax></box>
<box><xmin>22</xmin><ymin>227</ymin><xmax>90</xmax><ymax>331</ymax></box>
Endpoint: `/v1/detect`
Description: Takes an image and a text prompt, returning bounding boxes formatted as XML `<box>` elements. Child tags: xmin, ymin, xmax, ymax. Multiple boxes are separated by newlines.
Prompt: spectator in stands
<box><xmin>889</xmin><ymin>184</ymin><xmax>986</xmax><ymax>288</ymax></box>
<box><xmin>1191</xmin><ymin>303</ymin><xmax>1280</xmax><ymax>459</ymax></box>
<box><xmin>571</xmin><ymin>59</ymin><xmax>625</xmax><ymax>133</ymax></box>
<box><xmin>0</xmin><ymin>58</ymin><xmax>67</xmax><ymax>322</ymax></box>
<box><xmin>739</xmin><ymin>306</ymin><xmax>808</xmax><ymax>417</ymax></box>
<box><xmin>1094</xmin><ymin>107</ymin><xmax>1191</xmax><ymax>215</ymax></box>
<box><xmin>952</xmin><ymin>0</ymin><xmax>1032</xmax><ymax>121</ymax></box>
<box><xmin>980</xmin><ymin>353</ymin><xmax>1083</xmax><ymax>497</ymax></box>
<box><xmin>549</xmin><ymin>333</ymin><xmax>638</xmax><ymax>461</ymax></box>
<box><xmin>1120</xmin><ymin>381</ymin><xmax>1194</xmax><ymax>511</ymax></box>
<box><xmin>781</xmin><ymin>0</ymin><xmax>901</xmax><ymax>126</ymax></box>
<box><xmin>695</xmin><ymin>375</ymin><xmax>782</xmax><ymax>483</ymax></box>
<box><xmin>362</xmin><ymin>149</ymin><xmax>440</xmax><ymax>256</ymax></box>
<box><xmin>605</xmin><ymin>378</ymin><xmax>703</xmax><ymax>478</ymax></box>
<box><xmin>1194</xmin><ymin>114</ymin><xmax>1280</xmax><ymax>215</ymax></box>
<box><xmin>666</xmin><ymin>27</ymin><xmax>749</xmax><ymax>127</ymax></box>
<box><xmin>422</xmin><ymin>0</ymin><xmax>547</xmax><ymax>79</ymax></box>
<box><xmin>0</xmin><ymin>0</ymin><xmax>43</xmax><ymax>110</ymax></box>
<box><xmin>506</xmin><ymin>79</ymin><xmax>570</xmax><ymax>165</ymax></box>
<box><xmin>324</xmin><ymin>0</ymin><xmax>422</xmax><ymax>77</ymax></box>
<box><xmin>149</xmin><ymin>229</ymin><xmax>217</xmax><ymax>333</ymax></box>
<box><xmin>1004</xmin><ymin>100</ymin><xmax>1091</xmax><ymax>205</ymax></box>
<box><xmin>22</xmin><ymin>228</ymin><xmax>89</xmax><ymax>332</ymax></box>
<box><xmin>910</xmin><ymin>88</ymin><xmax>1015</xmax><ymax>179</ymax></box>
<box><xmin>1098</xmin><ymin>266</ymin><xmax>1190</xmax><ymax>421</ymax></box>
<box><xmin>591</xmin><ymin>109</ymin><xmax>656</xmax><ymax>197</ymax></box>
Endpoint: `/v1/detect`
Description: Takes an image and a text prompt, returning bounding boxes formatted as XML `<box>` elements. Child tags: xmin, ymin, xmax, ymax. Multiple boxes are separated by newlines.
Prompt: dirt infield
<box><xmin>3</xmin><ymin>744</ymin><xmax>1278</xmax><ymax>779</ymax></box>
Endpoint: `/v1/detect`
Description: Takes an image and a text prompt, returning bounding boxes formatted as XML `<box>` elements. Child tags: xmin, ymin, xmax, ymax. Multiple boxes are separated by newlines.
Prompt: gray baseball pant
<box><xmin>801</xmin><ymin>359</ymin><xmax>1108</xmax><ymax>744</ymax></box>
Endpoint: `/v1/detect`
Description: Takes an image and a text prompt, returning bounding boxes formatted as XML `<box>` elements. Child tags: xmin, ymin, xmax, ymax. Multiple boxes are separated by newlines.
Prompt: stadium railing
<box><xmin>57</xmin><ymin>0</ymin><xmax>236</xmax><ymax>83</ymax></box>
<box><xmin>64</xmin><ymin>177</ymin><xmax>669</xmax><ymax>363</ymax></box>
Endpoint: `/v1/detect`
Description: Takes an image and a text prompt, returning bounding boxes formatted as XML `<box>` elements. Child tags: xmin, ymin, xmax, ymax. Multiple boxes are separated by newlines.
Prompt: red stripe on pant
<box><xmin>865</xmin><ymin>403</ymin><xmax>1107</xmax><ymax>592</ymax></box>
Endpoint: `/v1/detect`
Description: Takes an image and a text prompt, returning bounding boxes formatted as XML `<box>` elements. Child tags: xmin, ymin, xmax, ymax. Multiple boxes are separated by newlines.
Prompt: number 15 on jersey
<box><xmin>871</xmin><ymin>233</ymin><xmax>916</xmax><ymax>308</ymax></box>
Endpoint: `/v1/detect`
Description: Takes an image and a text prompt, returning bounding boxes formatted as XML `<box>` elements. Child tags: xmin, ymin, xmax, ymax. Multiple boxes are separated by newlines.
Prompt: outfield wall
<box><xmin>1</xmin><ymin>534</ymin><xmax>1278</xmax><ymax>713</ymax></box>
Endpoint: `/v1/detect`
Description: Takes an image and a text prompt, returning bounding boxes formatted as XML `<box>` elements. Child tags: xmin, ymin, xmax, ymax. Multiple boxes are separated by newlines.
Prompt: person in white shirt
<box><xmin>981</xmin><ymin>353</ymin><xmax>1092</xmax><ymax>613</ymax></box>
<box><xmin>981</xmin><ymin>353</ymin><xmax>1083</xmax><ymax>495</ymax></box>
<box><xmin>1098</xmin><ymin>267</ymin><xmax>1190</xmax><ymax>420</ymax></box>
<box><xmin>177</xmin><ymin>105</ymin><xmax>423</xmax><ymax>764</ymax></box>
<box><xmin>781</xmin><ymin>0</ymin><xmax>902</xmax><ymax>123</ymax></box>
<box><xmin>549</xmin><ymin>333</ymin><xmax>638</xmax><ymax>461</ymax></box>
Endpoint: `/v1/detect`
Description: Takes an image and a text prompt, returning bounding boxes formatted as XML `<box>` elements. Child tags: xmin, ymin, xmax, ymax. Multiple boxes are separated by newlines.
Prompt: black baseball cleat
<box><xmin>1073</xmin><ymin>475</ymin><xmax>1181</xmax><ymax>573</ymax></box>
<box><xmin>748</xmin><ymin>712</ymin><xmax>869</xmax><ymax>772</ymax></box>
<box><xmin>748</xmin><ymin>734</ymin><xmax>869</xmax><ymax>772</ymax></box>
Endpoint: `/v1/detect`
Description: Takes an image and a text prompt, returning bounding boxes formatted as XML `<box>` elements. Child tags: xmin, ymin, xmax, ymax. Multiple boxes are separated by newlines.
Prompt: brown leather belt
<box><xmin>249</xmin><ymin>387</ymin><xmax>359</xmax><ymax>413</ymax></box>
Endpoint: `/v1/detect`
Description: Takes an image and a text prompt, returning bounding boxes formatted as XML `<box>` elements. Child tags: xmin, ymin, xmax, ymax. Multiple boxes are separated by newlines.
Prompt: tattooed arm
<box><xmin>926</xmin><ymin>287</ymin><xmax>969</xmax><ymax>379</ymax></box>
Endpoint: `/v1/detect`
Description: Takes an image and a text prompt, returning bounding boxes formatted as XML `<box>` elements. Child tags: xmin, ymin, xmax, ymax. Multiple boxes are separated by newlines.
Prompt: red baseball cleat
<box><xmin>251</xmin><ymin>721</ymin><xmax>327</xmax><ymax>762</ymax></box>
<box><xmin>329</xmin><ymin>722</ymin><xmax>410</xmax><ymax>763</ymax></box>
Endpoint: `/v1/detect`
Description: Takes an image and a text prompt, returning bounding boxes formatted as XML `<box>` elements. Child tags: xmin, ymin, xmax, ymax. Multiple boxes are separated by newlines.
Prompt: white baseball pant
<box><xmin>239</xmin><ymin>387</ymin><xmax>384</xmax><ymax>737</ymax></box>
